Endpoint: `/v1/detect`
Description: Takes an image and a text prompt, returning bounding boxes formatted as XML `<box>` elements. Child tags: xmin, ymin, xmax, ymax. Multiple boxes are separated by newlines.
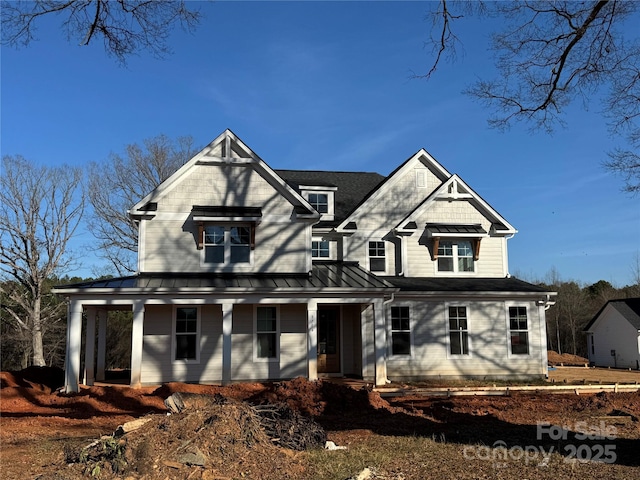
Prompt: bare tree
<box><xmin>0</xmin><ymin>156</ymin><xmax>84</xmax><ymax>367</ymax></box>
<box><xmin>1</xmin><ymin>0</ymin><xmax>201</xmax><ymax>64</ymax></box>
<box><xmin>87</xmin><ymin>134</ymin><xmax>197</xmax><ymax>274</ymax></box>
<box><xmin>423</xmin><ymin>1</ymin><xmax>640</xmax><ymax>193</ymax></box>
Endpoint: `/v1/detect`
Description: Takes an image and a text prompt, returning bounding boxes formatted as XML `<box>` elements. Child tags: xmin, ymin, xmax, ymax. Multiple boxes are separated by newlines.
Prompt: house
<box><xmin>54</xmin><ymin>129</ymin><xmax>555</xmax><ymax>393</ymax></box>
<box><xmin>583</xmin><ymin>298</ymin><xmax>640</xmax><ymax>369</ymax></box>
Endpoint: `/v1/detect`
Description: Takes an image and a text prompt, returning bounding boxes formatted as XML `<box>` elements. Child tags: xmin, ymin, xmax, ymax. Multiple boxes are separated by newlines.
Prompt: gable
<box><xmin>395</xmin><ymin>175</ymin><xmax>516</xmax><ymax>235</ymax></box>
<box><xmin>130</xmin><ymin>129</ymin><xmax>318</xmax><ymax>221</ymax></box>
<box><xmin>585</xmin><ymin>298</ymin><xmax>640</xmax><ymax>332</ymax></box>
<box><xmin>335</xmin><ymin>149</ymin><xmax>452</xmax><ymax>232</ymax></box>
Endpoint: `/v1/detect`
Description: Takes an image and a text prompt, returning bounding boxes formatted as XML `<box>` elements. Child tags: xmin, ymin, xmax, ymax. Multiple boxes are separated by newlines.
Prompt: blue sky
<box><xmin>2</xmin><ymin>1</ymin><xmax>638</xmax><ymax>286</ymax></box>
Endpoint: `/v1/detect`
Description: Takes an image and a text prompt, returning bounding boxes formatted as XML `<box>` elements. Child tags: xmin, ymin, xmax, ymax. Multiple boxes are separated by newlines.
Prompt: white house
<box><xmin>54</xmin><ymin>129</ymin><xmax>555</xmax><ymax>392</ymax></box>
<box><xmin>584</xmin><ymin>298</ymin><xmax>640</xmax><ymax>369</ymax></box>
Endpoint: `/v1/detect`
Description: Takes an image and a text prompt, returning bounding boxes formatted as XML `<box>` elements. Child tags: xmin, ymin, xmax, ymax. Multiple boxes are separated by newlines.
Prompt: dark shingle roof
<box><xmin>275</xmin><ymin>169</ymin><xmax>385</xmax><ymax>226</ymax></box>
<box><xmin>53</xmin><ymin>262</ymin><xmax>394</xmax><ymax>292</ymax></box>
<box><xmin>378</xmin><ymin>276</ymin><xmax>551</xmax><ymax>293</ymax></box>
<box><xmin>584</xmin><ymin>298</ymin><xmax>640</xmax><ymax>331</ymax></box>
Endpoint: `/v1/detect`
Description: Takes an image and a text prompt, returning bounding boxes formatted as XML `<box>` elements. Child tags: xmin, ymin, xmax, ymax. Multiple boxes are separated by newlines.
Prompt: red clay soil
<box><xmin>547</xmin><ymin>350</ymin><xmax>590</xmax><ymax>366</ymax></box>
<box><xmin>2</xmin><ymin>368</ymin><xmax>640</xmax><ymax>479</ymax></box>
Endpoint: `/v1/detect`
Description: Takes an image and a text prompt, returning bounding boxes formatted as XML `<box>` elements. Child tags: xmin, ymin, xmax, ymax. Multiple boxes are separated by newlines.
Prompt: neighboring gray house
<box><xmin>584</xmin><ymin>298</ymin><xmax>640</xmax><ymax>369</ymax></box>
<box><xmin>54</xmin><ymin>129</ymin><xmax>555</xmax><ymax>392</ymax></box>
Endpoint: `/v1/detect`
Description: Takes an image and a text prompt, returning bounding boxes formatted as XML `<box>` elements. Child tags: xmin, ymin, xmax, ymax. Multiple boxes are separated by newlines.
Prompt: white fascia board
<box><xmin>451</xmin><ymin>175</ymin><xmax>517</xmax><ymax>234</ymax></box>
<box><xmin>337</xmin><ymin>149</ymin><xmax>448</xmax><ymax>232</ymax></box>
<box><xmin>299</xmin><ymin>185</ymin><xmax>338</xmax><ymax>192</ymax></box>
<box><xmin>394</xmin><ymin>291</ymin><xmax>556</xmax><ymax>300</ymax></box>
<box><xmin>130</xmin><ymin>129</ymin><xmax>237</xmax><ymax>215</ymax></box>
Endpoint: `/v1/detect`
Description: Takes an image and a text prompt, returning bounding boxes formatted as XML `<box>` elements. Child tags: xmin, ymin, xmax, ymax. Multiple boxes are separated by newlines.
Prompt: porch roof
<box><xmin>53</xmin><ymin>261</ymin><xmax>395</xmax><ymax>293</ymax></box>
<box><xmin>379</xmin><ymin>276</ymin><xmax>552</xmax><ymax>294</ymax></box>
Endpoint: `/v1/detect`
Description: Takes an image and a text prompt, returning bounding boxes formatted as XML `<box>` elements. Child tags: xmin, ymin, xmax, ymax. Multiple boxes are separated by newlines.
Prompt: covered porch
<box><xmin>53</xmin><ymin>263</ymin><xmax>397</xmax><ymax>393</ymax></box>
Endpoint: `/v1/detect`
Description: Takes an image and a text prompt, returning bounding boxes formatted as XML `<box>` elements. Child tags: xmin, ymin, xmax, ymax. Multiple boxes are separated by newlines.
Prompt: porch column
<box><xmin>83</xmin><ymin>308</ymin><xmax>97</xmax><ymax>386</ymax></box>
<box><xmin>130</xmin><ymin>300</ymin><xmax>145</xmax><ymax>388</ymax></box>
<box><xmin>221</xmin><ymin>303</ymin><xmax>233</xmax><ymax>385</ymax></box>
<box><xmin>373</xmin><ymin>299</ymin><xmax>388</xmax><ymax>386</ymax></box>
<box><xmin>96</xmin><ymin>310</ymin><xmax>107</xmax><ymax>381</ymax></box>
<box><xmin>307</xmin><ymin>301</ymin><xmax>318</xmax><ymax>381</ymax></box>
<box><xmin>64</xmin><ymin>299</ymin><xmax>83</xmax><ymax>393</ymax></box>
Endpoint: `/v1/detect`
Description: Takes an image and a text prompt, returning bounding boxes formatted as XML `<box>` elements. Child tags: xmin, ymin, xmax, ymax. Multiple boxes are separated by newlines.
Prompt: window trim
<box><xmin>301</xmin><ymin>189</ymin><xmax>335</xmax><ymax>221</ymax></box>
<box><xmin>368</xmin><ymin>240</ymin><xmax>387</xmax><ymax>274</ymax></box>
<box><xmin>172</xmin><ymin>305</ymin><xmax>201</xmax><ymax>364</ymax></box>
<box><xmin>435</xmin><ymin>240</ymin><xmax>477</xmax><ymax>275</ymax></box>
<box><xmin>253</xmin><ymin>305</ymin><xmax>280</xmax><ymax>363</ymax></box>
<box><xmin>200</xmin><ymin>223</ymin><xmax>254</xmax><ymax>268</ymax></box>
<box><xmin>446</xmin><ymin>304</ymin><xmax>471</xmax><ymax>358</ymax></box>
<box><xmin>506</xmin><ymin>303</ymin><xmax>530</xmax><ymax>356</ymax></box>
<box><xmin>388</xmin><ymin>305</ymin><xmax>412</xmax><ymax>358</ymax></box>
<box><xmin>311</xmin><ymin>237</ymin><xmax>331</xmax><ymax>259</ymax></box>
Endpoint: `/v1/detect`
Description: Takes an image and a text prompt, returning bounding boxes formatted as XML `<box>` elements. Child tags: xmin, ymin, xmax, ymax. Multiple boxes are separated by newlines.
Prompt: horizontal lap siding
<box><xmin>591</xmin><ymin>309</ymin><xmax>640</xmax><ymax>368</ymax></box>
<box><xmin>231</xmin><ymin>304</ymin><xmax>308</xmax><ymax>381</ymax></box>
<box><xmin>386</xmin><ymin>300</ymin><xmax>546</xmax><ymax>379</ymax></box>
<box><xmin>142</xmin><ymin>305</ymin><xmax>223</xmax><ymax>384</ymax></box>
<box><xmin>140</xmin><ymin>163</ymin><xmax>309</xmax><ymax>273</ymax></box>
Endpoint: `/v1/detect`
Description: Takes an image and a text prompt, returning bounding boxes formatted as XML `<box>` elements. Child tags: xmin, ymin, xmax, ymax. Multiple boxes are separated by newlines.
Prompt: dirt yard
<box><xmin>2</xmin><ymin>365</ymin><xmax>640</xmax><ymax>479</ymax></box>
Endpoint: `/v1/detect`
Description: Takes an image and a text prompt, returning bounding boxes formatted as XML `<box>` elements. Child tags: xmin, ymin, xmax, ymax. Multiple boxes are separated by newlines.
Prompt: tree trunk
<box><xmin>31</xmin><ymin>297</ymin><xmax>46</xmax><ymax>367</ymax></box>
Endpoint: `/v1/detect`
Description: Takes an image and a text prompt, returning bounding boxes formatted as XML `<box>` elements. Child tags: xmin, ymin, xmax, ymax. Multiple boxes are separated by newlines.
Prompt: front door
<box><xmin>317</xmin><ymin>306</ymin><xmax>340</xmax><ymax>374</ymax></box>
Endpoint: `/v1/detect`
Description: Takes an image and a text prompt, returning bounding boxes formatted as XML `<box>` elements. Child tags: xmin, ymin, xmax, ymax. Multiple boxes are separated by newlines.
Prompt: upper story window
<box><xmin>312</xmin><ymin>239</ymin><xmax>330</xmax><ymax>258</ymax></box>
<box><xmin>437</xmin><ymin>240</ymin><xmax>474</xmax><ymax>273</ymax></box>
<box><xmin>368</xmin><ymin>241</ymin><xmax>386</xmax><ymax>272</ymax></box>
<box><xmin>301</xmin><ymin>187</ymin><xmax>336</xmax><ymax>220</ymax></box>
<box><xmin>203</xmin><ymin>224</ymin><xmax>251</xmax><ymax>264</ymax></box>
<box><xmin>308</xmin><ymin>193</ymin><xmax>329</xmax><ymax>214</ymax></box>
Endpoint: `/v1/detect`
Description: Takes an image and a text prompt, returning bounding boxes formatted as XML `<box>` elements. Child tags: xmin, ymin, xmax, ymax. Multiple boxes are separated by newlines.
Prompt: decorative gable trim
<box><xmin>129</xmin><ymin>129</ymin><xmax>320</xmax><ymax>222</ymax></box>
<box><xmin>336</xmin><ymin>149</ymin><xmax>450</xmax><ymax>232</ymax></box>
<box><xmin>395</xmin><ymin>174</ymin><xmax>517</xmax><ymax>235</ymax></box>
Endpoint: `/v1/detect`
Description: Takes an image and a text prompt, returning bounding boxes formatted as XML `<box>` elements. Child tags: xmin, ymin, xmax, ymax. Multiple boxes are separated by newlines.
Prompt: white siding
<box><xmin>230</xmin><ymin>304</ymin><xmax>307</xmax><ymax>381</ymax></box>
<box><xmin>139</xmin><ymin>163</ymin><xmax>310</xmax><ymax>274</ymax></box>
<box><xmin>141</xmin><ymin>304</ymin><xmax>223</xmax><ymax>384</ymax></box>
<box><xmin>589</xmin><ymin>306</ymin><xmax>640</xmax><ymax>369</ymax></box>
<box><xmin>385</xmin><ymin>299</ymin><xmax>547</xmax><ymax>380</ymax></box>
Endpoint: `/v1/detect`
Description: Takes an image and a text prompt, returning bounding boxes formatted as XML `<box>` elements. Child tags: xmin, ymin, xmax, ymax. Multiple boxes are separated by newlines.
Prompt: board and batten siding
<box><xmin>141</xmin><ymin>304</ymin><xmax>223</xmax><ymax>384</ymax></box>
<box><xmin>589</xmin><ymin>307</ymin><xmax>640</xmax><ymax>369</ymax></box>
<box><xmin>385</xmin><ymin>299</ymin><xmax>547</xmax><ymax>380</ymax></box>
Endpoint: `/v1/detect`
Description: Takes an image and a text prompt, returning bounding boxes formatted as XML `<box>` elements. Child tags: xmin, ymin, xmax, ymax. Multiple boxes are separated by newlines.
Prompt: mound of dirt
<box><xmin>0</xmin><ymin>366</ymin><xmax>64</xmax><ymax>391</ymax></box>
<box><xmin>62</xmin><ymin>395</ymin><xmax>321</xmax><ymax>479</ymax></box>
<box><xmin>547</xmin><ymin>350</ymin><xmax>589</xmax><ymax>366</ymax></box>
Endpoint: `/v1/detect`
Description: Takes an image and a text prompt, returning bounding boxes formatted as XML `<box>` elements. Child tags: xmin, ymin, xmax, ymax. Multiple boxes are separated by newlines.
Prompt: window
<box><xmin>312</xmin><ymin>239</ymin><xmax>330</xmax><ymax>258</ymax></box>
<box><xmin>448</xmin><ymin>306</ymin><xmax>469</xmax><ymax>355</ymax></box>
<box><xmin>369</xmin><ymin>241</ymin><xmax>386</xmax><ymax>272</ymax></box>
<box><xmin>390</xmin><ymin>306</ymin><xmax>411</xmax><ymax>355</ymax></box>
<box><xmin>437</xmin><ymin>241</ymin><xmax>474</xmax><ymax>273</ymax></box>
<box><xmin>256</xmin><ymin>306</ymin><xmax>278</xmax><ymax>360</ymax></box>
<box><xmin>308</xmin><ymin>193</ymin><xmax>328</xmax><ymax>214</ymax></box>
<box><xmin>203</xmin><ymin>225</ymin><xmax>251</xmax><ymax>264</ymax></box>
<box><xmin>509</xmin><ymin>306</ymin><xmax>529</xmax><ymax>355</ymax></box>
<box><xmin>175</xmin><ymin>307</ymin><xmax>199</xmax><ymax>361</ymax></box>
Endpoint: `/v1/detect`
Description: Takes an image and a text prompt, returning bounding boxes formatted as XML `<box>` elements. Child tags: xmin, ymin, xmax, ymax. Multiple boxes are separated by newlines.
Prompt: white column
<box><xmin>538</xmin><ymin>302</ymin><xmax>549</xmax><ymax>376</ymax></box>
<box><xmin>83</xmin><ymin>308</ymin><xmax>96</xmax><ymax>386</ymax></box>
<box><xmin>307</xmin><ymin>301</ymin><xmax>318</xmax><ymax>381</ymax></box>
<box><xmin>360</xmin><ymin>305</ymin><xmax>370</xmax><ymax>380</ymax></box>
<box><xmin>130</xmin><ymin>300</ymin><xmax>145</xmax><ymax>388</ymax></box>
<box><xmin>373</xmin><ymin>299</ymin><xmax>388</xmax><ymax>386</ymax></box>
<box><xmin>64</xmin><ymin>300</ymin><xmax>83</xmax><ymax>393</ymax></box>
<box><xmin>96</xmin><ymin>310</ymin><xmax>107</xmax><ymax>381</ymax></box>
<box><xmin>222</xmin><ymin>303</ymin><xmax>233</xmax><ymax>385</ymax></box>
